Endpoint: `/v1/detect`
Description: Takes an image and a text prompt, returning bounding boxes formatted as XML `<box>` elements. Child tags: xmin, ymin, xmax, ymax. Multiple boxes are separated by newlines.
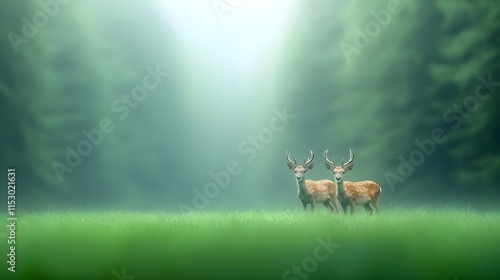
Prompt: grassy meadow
<box><xmin>2</xmin><ymin>209</ymin><xmax>500</xmax><ymax>280</ymax></box>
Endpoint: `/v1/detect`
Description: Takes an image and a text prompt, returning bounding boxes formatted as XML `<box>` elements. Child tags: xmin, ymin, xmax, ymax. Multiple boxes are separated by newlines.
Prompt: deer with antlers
<box><xmin>286</xmin><ymin>150</ymin><xmax>340</xmax><ymax>213</ymax></box>
<box><xmin>324</xmin><ymin>148</ymin><xmax>381</xmax><ymax>214</ymax></box>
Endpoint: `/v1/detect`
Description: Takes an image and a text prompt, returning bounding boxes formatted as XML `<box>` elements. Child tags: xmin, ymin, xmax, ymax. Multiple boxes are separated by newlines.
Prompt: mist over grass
<box><xmin>2</xmin><ymin>209</ymin><xmax>499</xmax><ymax>280</ymax></box>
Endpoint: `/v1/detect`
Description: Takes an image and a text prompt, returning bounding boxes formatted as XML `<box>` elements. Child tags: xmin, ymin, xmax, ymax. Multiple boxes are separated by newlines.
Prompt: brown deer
<box><xmin>324</xmin><ymin>148</ymin><xmax>381</xmax><ymax>214</ymax></box>
<box><xmin>286</xmin><ymin>150</ymin><xmax>340</xmax><ymax>213</ymax></box>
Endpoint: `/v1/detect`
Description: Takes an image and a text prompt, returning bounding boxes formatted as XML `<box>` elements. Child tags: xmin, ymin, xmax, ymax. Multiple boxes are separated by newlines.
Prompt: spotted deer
<box><xmin>286</xmin><ymin>150</ymin><xmax>340</xmax><ymax>213</ymax></box>
<box><xmin>324</xmin><ymin>148</ymin><xmax>381</xmax><ymax>214</ymax></box>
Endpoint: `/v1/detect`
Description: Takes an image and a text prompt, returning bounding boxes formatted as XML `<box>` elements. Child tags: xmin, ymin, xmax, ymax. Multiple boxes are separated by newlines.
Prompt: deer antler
<box><xmin>342</xmin><ymin>148</ymin><xmax>354</xmax><ymax>171</ymax></box>
<box><xmin>286</xmin><ymin>150</ymin><xmax>297</xmax><ymax>170</ymax></box>
<box><xmin>324</xmin><ymin>149</ymin><xmax>336</xmax><ymax>169</ymax></box>
<box><xmin>304</xmin><ymin>150</ymin><xmax>314</xmax><ymax>165</ymax></box>
<box><xmin>303</xmin><ymin>150</ymin><xmax>314</xmax><ymax>170</ymax></box>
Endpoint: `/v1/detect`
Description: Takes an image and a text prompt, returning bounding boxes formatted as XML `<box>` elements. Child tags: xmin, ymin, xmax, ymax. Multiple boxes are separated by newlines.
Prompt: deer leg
<box><xmin>350</xmin><ymin>201</ymin><xmax>356</xmax><ymax>215</ymax></box>
<box><xmin>302</xmin><ymin>201</ymin><xmax>308</xmax><ymax>211</ymax></box>
<box><xmin>323</xmin><ymin>201</ymin><xmax>334</xmax><ymax>212</ymax></box>
<box><xmin>338</xmin><ymin>196</ymin><xmax>348</xmax><ymax>214</ymax></box>
<box><xmin>310</xmin><ymin>198</ymin><xmax>316</xmax><ymax>213</ymax></box>
<box><xmin>331</xmin><ymin>197</ymin><xmax>340</xmax><ymax>214</ymax></box>
<box><xmin>341</xmin><ymin>203</ymin><xmax>348</xmax><ymax>214</ymax></box>
<box><xmin>363</xmin><ymin>204</ymin><xmax>373</xmax><ymax>215</ymax></box>
<box><xmin>372</xmin><ymin>198</ymin><xmax>380</xmax><ymax>213</ymax></box>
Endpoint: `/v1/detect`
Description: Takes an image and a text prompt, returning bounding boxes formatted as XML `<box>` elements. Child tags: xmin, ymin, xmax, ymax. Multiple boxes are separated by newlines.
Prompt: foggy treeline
<box><xmin>1</xmin><ymin>0</ymin><xmax>499</xmax><ymax>210</ymax></box>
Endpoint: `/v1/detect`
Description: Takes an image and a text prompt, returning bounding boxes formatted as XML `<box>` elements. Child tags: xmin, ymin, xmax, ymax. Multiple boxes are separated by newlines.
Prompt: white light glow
<box><xmin>154</xmin><ymin>0</ymin><xmax>296</xmax><ymax>140</ymax></box>
<box><xmin>156</xmin><ymin>0</ymin><xmax>295</xmax><ymax>74</ymax></box>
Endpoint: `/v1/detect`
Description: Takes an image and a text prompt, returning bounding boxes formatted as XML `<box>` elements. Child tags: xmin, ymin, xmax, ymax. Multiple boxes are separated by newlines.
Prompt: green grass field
<box><xmin>2</xmin><ymin>209</ymin><xmax>500</xmax><ymax>280</ymax></box>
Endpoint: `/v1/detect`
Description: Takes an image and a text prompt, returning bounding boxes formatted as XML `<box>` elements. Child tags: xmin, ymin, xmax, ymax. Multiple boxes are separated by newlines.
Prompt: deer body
<box><xmin>297</xmin><ymin>178</ymin><xmax>338</xmax><ymax>212</ymax></box>
<box><xmin>336</xmin><ymin>180</ymin><xmax>381</xmax><ymax>214</ymax></box>
<box><xmin>324</xmin><ymin>149</ymin><xmax>381</xmax><ymax>214</ymax></box>
<box><xmin>287</xmin><ymin>150</ymin><xmax>340</xmax><ymax>213</ymax></box>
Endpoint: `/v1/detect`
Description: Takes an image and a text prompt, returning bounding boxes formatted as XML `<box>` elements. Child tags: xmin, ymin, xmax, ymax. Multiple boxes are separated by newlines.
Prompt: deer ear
<box><xmin>325</xmin><ymin>163</ymin><xmax>332</xmax><ymax>171</ymax></box>
<box><xmin>304</xmin><ymin>162</ymin><xmax>314</xmax><ymax>171</ymax></box>
<box><xmin>345</xmin><ymin>163</ymin><xmax>354</xmax><ymax>172</ymax></box>
<box><xmin>287</xmin><ymin>162</ymin><xmax>296</xmax><ymax>170</ymax></box>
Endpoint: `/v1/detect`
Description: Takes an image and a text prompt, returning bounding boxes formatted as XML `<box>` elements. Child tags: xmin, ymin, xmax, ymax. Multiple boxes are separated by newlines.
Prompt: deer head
<box><xmin>324</xmin><ymin>148</ymin><xmax>354</xmax><ymax>183</ymax></box>
<box><xmin>286</xmin><ymin>150</ymin><xmax>314</xmax><ymax>181</ymax></box>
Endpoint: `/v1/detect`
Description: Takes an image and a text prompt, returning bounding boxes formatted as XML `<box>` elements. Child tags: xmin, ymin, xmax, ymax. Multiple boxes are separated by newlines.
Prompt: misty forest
<box><xmin>2</xmin><ymin>0</ymin><xmax>499</xmax><ymax>211</ymax></box>
<box><xmin>2</xmin><ymin>1</ymin><xmax>500</xmax><ymax>280</ymax></box>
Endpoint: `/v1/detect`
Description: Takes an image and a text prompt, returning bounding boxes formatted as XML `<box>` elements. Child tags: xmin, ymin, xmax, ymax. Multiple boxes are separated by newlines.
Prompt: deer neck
<box><xmin>336</xmin><ymin>179</ymin><xmax>347</xmax><ymax>197</ymax></box>
<box><xmin>296</xmin><ymin>178</ymin><xmax>308</xmax><ymax>194</ymax></box>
